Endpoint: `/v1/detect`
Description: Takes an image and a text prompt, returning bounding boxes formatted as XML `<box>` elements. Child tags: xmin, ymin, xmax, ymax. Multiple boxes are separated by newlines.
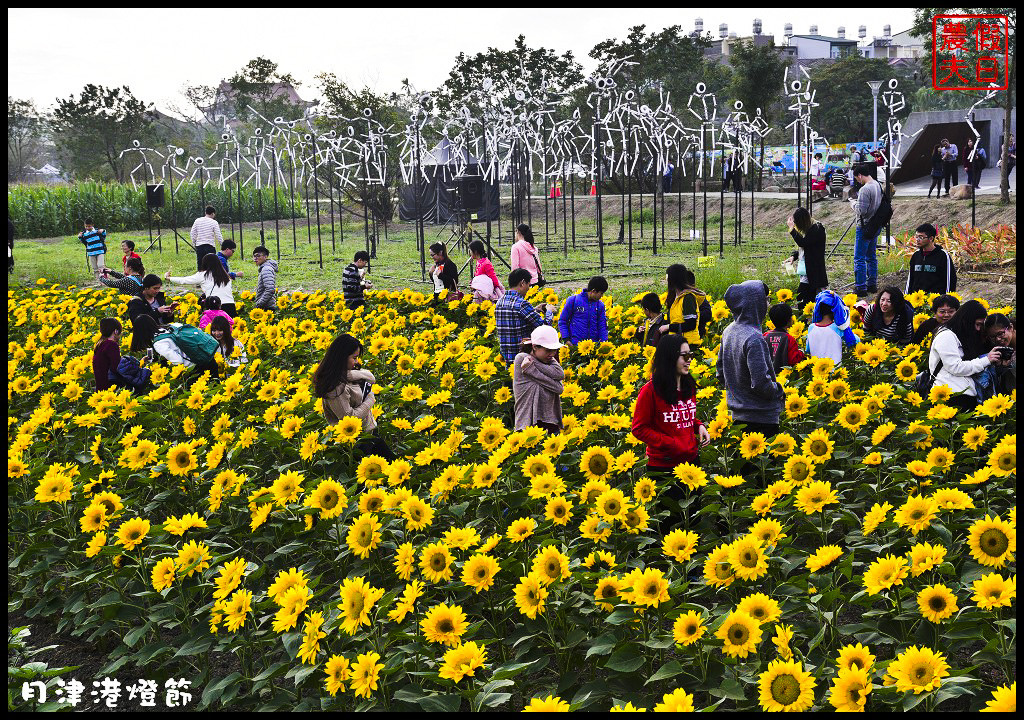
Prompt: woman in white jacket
<box><xmin>928</xmin><ymin>300</ymin><xmax>1002</xmax><ymax>411</ymax></box>
<box><xmin>165</xmin><ymin>254</ymin><xmax>236</xmax><ymax>315</ymax></box>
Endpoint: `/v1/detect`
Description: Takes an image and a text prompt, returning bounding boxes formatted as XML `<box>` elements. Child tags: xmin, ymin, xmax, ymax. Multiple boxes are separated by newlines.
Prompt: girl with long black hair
<box><xmin>313</xmin><ymin>332</ymin><xmax>394</xmax><ymax>460</ymax></box>
<box><xmin>165</xmin><ymin>253</ymin><xmax>236</xmax><ymax>316</ymax></box>
<box><xmin>928</xmin><ymin>300</ymin><xmax>1002</xmax><ymax>411</ymax></box>
<box><xmin>631</xmin><ymin>334</ymin><xmax>710</xmax><ymax>517</ymax></box>
<box><xmin>209</xmin><ymin>315</ymin><xmax>247</xmax><ymax>367</ymax></box>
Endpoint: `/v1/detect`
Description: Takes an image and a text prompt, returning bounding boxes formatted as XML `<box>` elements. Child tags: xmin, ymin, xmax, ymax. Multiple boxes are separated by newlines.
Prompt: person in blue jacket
<box><xmin>557</xmin><ymin>276</ymin><xmax>609</xmax><ymax>346</ymax></box>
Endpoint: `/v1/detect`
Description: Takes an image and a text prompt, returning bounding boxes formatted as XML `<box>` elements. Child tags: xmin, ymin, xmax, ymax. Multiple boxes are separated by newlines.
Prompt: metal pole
<box><xmin>326</xmin><ymin>152</ymin><xmax>336</xmax><ymax>254</ymax></box>
<box><xmin>235</xmin><ymin>147</ymin><xmax>244</xmax><ymax>256</ymax></box>
<box><xmin>311</xmin><ymin>133</ymin><xmax>323</xmax><ymax>269</ymax></box>
<box><xmin>414</xmin><ymin>121</ymin><xmax>426</xmax><ymax>281</ymax></box>
<box><xmin>676</xmin><ymin>145</ymin><xmax>682</xmax><ymax>241</ymax></box>
<box><xmin>288</xmin><ymin>151</ymin><xmax>297</xmax><ymax>252</ymax></box>
<box><xmin>594</xmin><ymin>100</ymin><xmax>604</xmax><ymax>272</ymax></box>
<box><xmin>718</xmin><ymin>139</ymin><xmax>724</xmax><ymax>259</ymax></box>
<box><xmin>971</xmin><ymin>110</ymin><xmax>977</xmax><ymax>228</ymax></box>
<box><xmin>570</xmin><ymin>170</ymin><xmax>576</xmax><ymax>249</ymax></box>
<box><xmin>702</xmin><ymin>124</ymin><xmax>708</xmax><ymax>257</ymax></box>
<box><xmin>271</xmin><ymin>143</ymin><xmax>281</xmax><ymax>262</ymax></box>
<box><xmin>796</xmin><ymin>119</ymin><xmax>802</xmax><ymax>209</ymax></box>
<box><xmin>166</xmin><ymin>163</ymin><xmax>178</xmax><ymax>254</ymax></box>
<box><xmin>561</xmin><ymin>163</ymin><xmax>568</xmax><ymax>257</ymax></box>
<box><xmin>627</xmin><ymin>135</ymin><xmax>633</xmax><ymax>256</ymax></box>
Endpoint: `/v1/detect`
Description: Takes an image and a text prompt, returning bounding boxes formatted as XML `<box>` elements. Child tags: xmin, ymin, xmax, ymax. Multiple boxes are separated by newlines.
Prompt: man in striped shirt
<box><xmin>342</xmin><ymin>250</ymin><xmax>372</xmax><ymax>309</ymax></box>
<box><xmin>78</xmin><ymin>218</ymin><xmax>107</xmax><ymax>280</ymax></box>
<box><xmin>190</xmin><ymin>205</ymin><xmax>223</xmax><ymax>270</ymax></box>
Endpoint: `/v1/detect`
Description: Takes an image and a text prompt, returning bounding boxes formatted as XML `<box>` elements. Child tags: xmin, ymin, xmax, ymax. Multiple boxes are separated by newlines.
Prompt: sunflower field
<box><xmin>7</xmin><ymin>280</ymin><xmax>1016</xmax><ymax>712</ymax></box>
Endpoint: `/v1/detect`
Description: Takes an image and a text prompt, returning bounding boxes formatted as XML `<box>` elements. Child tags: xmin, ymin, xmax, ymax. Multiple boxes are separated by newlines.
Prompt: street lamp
<box><xmin>867</xmin><ymin>81</ymin><xmax>883</xmax><ymax>155</ymax></box>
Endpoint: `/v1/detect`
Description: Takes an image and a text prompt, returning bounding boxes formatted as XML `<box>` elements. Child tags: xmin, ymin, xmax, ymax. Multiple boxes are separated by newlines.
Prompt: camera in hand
<box><xmin>995</xmin><ymin>346</ymin><xmax>1014</xmax><ymax>360</ymax></box>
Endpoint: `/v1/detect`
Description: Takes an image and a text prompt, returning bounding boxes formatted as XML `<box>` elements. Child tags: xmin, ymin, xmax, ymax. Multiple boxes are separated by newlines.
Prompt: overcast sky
<box><xmin>8</xmin><ymin>8</ymin><xmax>918</xmax><ymax>115</ymax></box>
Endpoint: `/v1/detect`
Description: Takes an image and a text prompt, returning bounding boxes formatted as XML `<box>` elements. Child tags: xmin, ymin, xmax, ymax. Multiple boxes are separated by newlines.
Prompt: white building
<box><xmin>860</xmin><ymin>27</ymin><xmax>926</xmax><ymax>59</ymax></box>
<box><xmin>788</xmin><ymin>33</ymin><xmax>860</xmax><ymax>60</ymax></box>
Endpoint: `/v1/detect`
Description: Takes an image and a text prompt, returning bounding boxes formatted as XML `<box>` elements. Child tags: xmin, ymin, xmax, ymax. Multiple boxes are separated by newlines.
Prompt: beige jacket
<box><xmin>322</xmin><ymin>368</ymin><xmax>377</xmax><ymax>432</ymax></box>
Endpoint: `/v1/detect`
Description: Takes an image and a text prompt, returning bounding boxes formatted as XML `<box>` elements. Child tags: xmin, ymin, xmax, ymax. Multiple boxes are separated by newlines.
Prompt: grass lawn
<box><xmin>10</xmin><ymin>199</ymin><xmax>910</xmax><ymax>303</ymax></box>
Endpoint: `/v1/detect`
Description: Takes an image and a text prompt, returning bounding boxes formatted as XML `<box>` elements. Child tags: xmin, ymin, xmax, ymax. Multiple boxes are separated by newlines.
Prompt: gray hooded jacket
<box><xmin>254</xmin><ymin>258</ymin><xmax>278</xmax><ymax>310</ymax></box>
<box><xmin>715</xmin><ymin>281</ymin><xmax>785</xmax><ymax>425</ymax></box>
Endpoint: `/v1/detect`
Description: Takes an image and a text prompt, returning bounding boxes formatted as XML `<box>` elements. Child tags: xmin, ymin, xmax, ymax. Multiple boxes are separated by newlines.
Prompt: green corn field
<box><xmin>8</xmin><ymin>182</ymin><xmax>303</xmax><ymax>239</ymax></box>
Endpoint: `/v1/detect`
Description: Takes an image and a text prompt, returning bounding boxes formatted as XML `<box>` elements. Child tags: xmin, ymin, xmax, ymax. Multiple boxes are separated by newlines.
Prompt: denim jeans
<box><xmin>853</xmin><ymin>224</ymin><xmax>879</xmax><ymax>292</ymax></box>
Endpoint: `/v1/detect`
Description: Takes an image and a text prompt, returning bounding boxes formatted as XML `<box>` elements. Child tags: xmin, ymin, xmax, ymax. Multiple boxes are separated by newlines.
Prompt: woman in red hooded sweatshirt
<box><xmin>631</xmin><ymin>334</ymin><xmax>710</xmax><ymax>519</ymax></box>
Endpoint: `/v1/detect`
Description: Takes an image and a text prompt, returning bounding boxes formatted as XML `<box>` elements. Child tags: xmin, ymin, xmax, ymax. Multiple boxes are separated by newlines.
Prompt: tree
<box><xmin>8</xmin><ymin>97</ymin><xmax>46</xmax><ymax>182</ymax></box>
<box><xmin>728</xmin><ymin>41</ymin><xmax>791</xmax><ymax>188</ymax></box>
<box><xmin>807</xmin><ymin>55</ymin><xmax>898</xmax><ymax>143</ymax></box>
<box><xmin>913</xmin><ymin>8</ymin><xmax>1016</xmax><ymax>203</ymax></box>
<box><xmin>50</xmin><ymin>84</ymin><xmax>155</xmax><ymax>181</ymax></box>
<box><xmin>589</xmin><ymin>25</ymin><xmax>723</xmax><ymax>106</ymax></box>
<box><xmin>315</xmin><ymin>73</ymin><xmax>407</xmax><ymax>222</ymax></box>
<box><xmin>435</xmin><ymin>35</ymin><xmax>584</xmax><ymax>116</ymax></box>
<box><xmin>224</xmin><ymin>56</ymin><xmax>306</xmax><ymax>123</ymax></box>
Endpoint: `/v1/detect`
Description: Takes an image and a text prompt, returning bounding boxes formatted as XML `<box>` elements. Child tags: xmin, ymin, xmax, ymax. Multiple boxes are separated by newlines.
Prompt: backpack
<box><xmin>914</xmin><ymin>357</ymin><xmax>943</xmax><ymax>394</ymax></box>
<box><xmin>864</xmin><ymin>189</ymin><xmax>893</xmax><ymax>238</ymax></box>
<box><xmin>109</xmin><ymin>356</ymin><xmax>152</xmax><ymax>390</ymax></box>
<box><xmin>153</xmin><ymin>324</ymin><xmax>219</xmax><ymax>365</ymax></box>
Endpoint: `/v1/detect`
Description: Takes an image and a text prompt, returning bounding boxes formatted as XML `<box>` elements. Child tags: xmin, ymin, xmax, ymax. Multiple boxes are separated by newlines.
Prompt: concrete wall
<box><xmin>892</xmin><ymin>108</ymin><xmax>1016</xmax><ymax>182</ymax></box>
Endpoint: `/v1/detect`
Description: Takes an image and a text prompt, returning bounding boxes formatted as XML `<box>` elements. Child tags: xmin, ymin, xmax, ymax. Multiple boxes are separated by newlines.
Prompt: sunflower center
<box><xmin>685</xmin><ymin>623</ymin><xmax>696</xmax><ymax>635</ymax></box>
<box><xmin>729</xmin><ymin>624</ymin><xmax>749</xmax><ymax>643</ymax></box>
<box><xmin>848</xmin><ymin>687</ymin><xmax>862</xmax><ymax>704</ymax></box>
<box><xmin>438</xmin><ymin>619</ymin><xmax>454</xmax><ymax>633</ymax></box>
<box><xmin>751</xmin><ymin>607</ymin><xmax>765</xmax><ymax>619</ymax></box>
<box><xmin>174</xmin><ymin>452</ymin><xmax>189</xmax><ymax>466</ymax></box>
<box><xmin>322</xmin><ymin>492</ymin><xmax>337</xmax><ymax>508</ymax></box>
<box><xmin>770</xmin><ymin>674</ymin><xmax>801</xmax><ymax>704</ymax></box>
<box><xmin>980</xmin><ymin>528</ymin><xmax>1009</xmax><ymax>556</ymax></box>
<box><xmin>545</xmin><ymin>561</ymin><xmax>559</xmax><ymax>577</ymax></box>
<box><xmin>554</xmin><ymin>507</ymin><xmax>565</xmax><ymax>517</ymax></box>
<box><xmin>997</xmin><ymin>453</ymin><xmax>1014</xmax><ymax>471</ymax></box>
<box><xmin>590</xmin><ymin>457</ymin><xmax>609</xmax><ymax>475</ymax></box>
<box><xmin>910</xmin><ymin>510</ymin><xmax>924</xmax><ymax>521</ymax></box>
<box><xmin>643</xmin><ymin>582</ymin><xmax>658</xmax><ymax>597</ymax></box>
<box><xmin>912</xmin><ymin>665</ymin><xmax>933</xmax><ymax>683</ymax></box>
<box><xmin>475</xmin><ymin>567</ymin><xmax>487</xmax><ymax>579</ymax></box>
<box><xmin>928</xmin><ymin>596</ymin><xmax>946</xmax><ymax>612</ymax></box>
<box><xmin>430</xmin><ymin>554</ymin><xmax>446</xmax><ymax>570</ymax></box>
<box><xmin>349</xmin><ymin>595</ymin><xmax>364</xmax><ymax>615</ymax></box>
<box><xmin>605</xmin><ymin>500</ymin><xmax>620</xmax><ymax>514</ymax></box>
<box><xmin>810</xmin><ymin>441</ymin><xmax>826</xmax><ymax>455</ymax></box>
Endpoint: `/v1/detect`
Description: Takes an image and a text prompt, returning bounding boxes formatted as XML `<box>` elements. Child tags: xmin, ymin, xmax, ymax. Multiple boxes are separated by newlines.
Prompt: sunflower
<box><xmin>893</xmin><ymin>495</ymin><xmax>938</xmax><ymax>536</ymax></box>
<box><xmin>716</xmin><ymin>610</ymin><xmax>763</xmax><ymax>658</ymax></box>
<box><xmin>580</xmin><ymin>514</ymin><xmax>612</xmax><ymax>543</ymax></box>
<box><xmin>123</xmin><ymin>439</ymin><xmax>159</xmax><ymax>469</ymax></box>
<box><xmin>633</xmin><ymin>477</ymin><xmax>657</xmax><ymax>504</ymax></box>
<box><xmin>802</xmin><ymin>428</ymin><xmax>834</xmax><ymax>462</ymax></box>
<box><xmin>917</xmin><ymin>584</ymin><xmax>958</xmax><ymax>623</ymax></box>
<box><xmin>346</xmin><ymin>513</ymin><xmax>382</xmax><ymax>559</ymax></box>
<box><xmin>729</xmin><ymin>535</ymin><xmax>769</xmax><ymax>581</ymax></box>
<box><xmin>307</xmin><ymin>479</ymin><xmax>347</xmax><ymax>520</ymax></box>
<box><xmin>806</xmin><ymin>378</ymin><xmax>828</xmax><ymax>399</ymax></box>
<box><xmin>977</xmin><ymin>394</ymin><xmax>1013</xmax><ymax>418</ymax></box>
<box><xmin>703</xmin><ymin>543</ymin><xmax>735</xmax><ymax>587</ymax></box>
<box><xmin>532</xmin><ymin>546</ymin><xmax>571</xmax><ymax>585</ymax></box>
<box><xmin>334</xmin><ymin>416</ymin><xmax>363</xmax><ymax>443</ymax></box>
<box><xmin>115</xmin><ymin>517</ymin><xmax>151</xmax><ymax>550</ymax></box>
<box><xmin>781</xmin><ymin>455</ymin><xmax>815</xmax><ymax>485</ymax></box>
<box><xmin>836</xmin><ymin>642</ymin><xmax>875</xmax><ymax>672</ymax></box>
<box><xmin>506</xmin><ymin>516</ymin><xmax>537</xmax><ymax>543</ymax></box>
<box><xmin>962</xmin><ymin>426</ymin><xmax>989</xmax><ymax>451</ymax></box>
<box><xmin>392</xmin><ymin>542</ymin><xmax>416</xmax><ymax>581</ymax></box>
<box><xmin>794</xmin><ymin>480</ymin><xmax>838</xmax><ymax>514</ymax></box>
<box><xmin>522</xmin><ymin>453</ymin><xmax>555</xmax><ymax>479</ymax></box>
<box><xmin>544</xmin><ymin>496</ymin><xmax>573</xmax><ymax>525</ymax></box>
<box><xmin>337</xmin><ymin>576</ymin><xmax>385</xmax><ymax>635</ymax></box>
<box><xmin>165</xmin><ymin>443</ymin><xmax>198</xmax><ymax>476</ymax></box>
<box><xmin>151</xmin><ymin>557</ymin><xmax>176</xmax><ymax>592</ymax></box>
<box><xmin>672</xmin><ymin>610</ymin><xmax>705</xmax><ymax>646</ymax></box>
<box><xmin>387</xmin><ymin>459</ymin><xmax>413</xmax><ymax>486</ymax></box>
<box><xmin>907</xmin><ymin>542</ymin><xmax>947</xmax><ymax>576</ymax></box>
<box><xmin>580</xmin><ymin>446</ymin><xmax>614</xmax><ymax>481</ymax></box>
<box><xmin>981</xmin><ymin>683</ymin><xmax>1016</xmax><ymax>713</ymax></box>
<box><xmin>438</xmin><ymin>640</ymin><xmax>487</xmax><ymax>684</ymax></box>
<box><xmin>271</xmin><ymin>470</ymin><xmax>303</xmax><ymax>506</ymax></box>
<box><xmin>769</xmin><ymin>433</ymin><xmax>797</xmax><ymax>457</ymax></box>
<box><xmin>80</xmin><ymin>504</ymin><xmax>109</xmax><ymax>533</ymax></box>
<box><xmin>349</xmin><ymin>651</ymin><xmax>384</xmax><ymax>699</ymax></box>
<box><xmin>267</xmin><ymin>567</ymin><xmax>309</xmax><ymax>605</ymax></box>
<box><xmin>625</xmin><ymin>567</ymin><xmax>670</xmax><ymax>607</ymax></box>
<box><xmin>462</xmin><ymin>554</ymin><xmax>500</xmax><ymax>593</ymax></box>
<box><xmin>886</xmin><ymin>646</ymin><xmax>950</xmax><ymax>694</ymax></box>
<box><xmin>785</xmin><ymin>394</ymin><xmax>809</xmax><ymax>417</ymax></box>
<box><xmin>836</xmin><ymin>403</ymin><xmax>867</xmax><ymax>433</ymax></box>
<box><xmin>401</xmin><ymin>496</ymin><xmax>435</xmax><ymax>531</ymax></box>
<box><xmin>758</xmin><ymin>659</ymin><xmax>816</xmax><ymax>712</ymax></box>
<box><xmin>749</xmin><ymin>518</ymin><xmax>786</xmax><ymax>547</ymax></box>
<box><xmin>862</xmin><ymin>501</ymin><xmax>892</xmax><ymax>536</ymax></box>
<box><xmin>925</xmin><ymin>447</ymin><xmax>954</xmax><ymax>473</ymax></box>
<box><xmin>967</xmin><ymin>515</ymin><xmax>1016</xmax><ymax>568</ymax></box>
<box><xmin>863</xmin><ymin>554</ymin><xmax>909</xmax><ymax>595</ymax></box>
<box><xmin>523</xmin><ymin>695</ymin><xmax>570</xmax><ymax>712</ymax></box>
<box><xmin>737</xmin><ymin>592</ymin><xmax>782</xmax><ymax>624</ymax></box>
<box><xmin>356</xmin><ymin>455</ymin><xmax>390</xmax><ymax>487</ymax></box>
<box><xmin>529</xmin><ymin>472</ymin><xmax>566</xmax><ymax>499</ymax></box>
<box><xmin>673</xmin><ymin>462</ymin><xmax>708</xmax><ymax>491</ymax></box>
<box><xmin>972</xmin><ymin>572</ymin><xmax>1016</xmax><ymax>610</ymax></box>
<box><xmin>653</xmin><ymin>688</ymin><xmax>695</xmax><ymax>712</ymax></box>
<box><xmin>829</xmin><ymin>666</ymin><xmax>872</xmax><ymax>712</ymax></box>
<box><xmin>739</xmin><ymin>432</ymin><xmax>768</xmax><ymax>460</ymax></box>
<box><xmin>928</xmin><ymin>383</ymin><xmax>952</xmax><ymax>404</ymax></box>
<box><xmin>662</xmin><ymin>529</ymin><xmax>699</xmax><ymax>563</ymax></box>
<box><xmin>806</xmin><ymin>545</ymin><xmax>843</xmax><ymax>573</ymax></box>
<box><xmin>419</xmin><ymin>541</ymin><xmax>454</xmax><ymax>583</ymax></box>
<box><xmin>931</xmin><ymin>487</ymin><xmax>974</xmax><ymax>510</ymax></box>
<box><xmin>988</xmin><ymin>442</ymin><xmax>1016</xmax><ymax>477</ymax></box>
<box><xmin>514</xmin><ymin>573</ymin><xmax>549</xmax><ymax>619</ymax></box>
<box><xmin>175</xmin><ymin>540</ymin><xmax>212</xmax><ymax>577</ymax></box>
<box><xmin>595</xmin><ymin>488</ymin><xmax>629</xmax><ymax>522</ymax></box>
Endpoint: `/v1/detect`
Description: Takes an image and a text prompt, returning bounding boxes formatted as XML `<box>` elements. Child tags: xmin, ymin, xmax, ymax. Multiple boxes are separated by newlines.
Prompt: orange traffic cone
<box><xmin>555</xmin><ymin>180</ymin><xmax>563</xmax><ymax>198</ymax></box>
<box><xmin>549</xmin><ymin>185</ymin><xmax>557</xmax><ymax>199</ymax></box>
<box><xmin>589</xmin><ymin>182</ymin><xmax>597</xmax><ymax>196</ymax></box>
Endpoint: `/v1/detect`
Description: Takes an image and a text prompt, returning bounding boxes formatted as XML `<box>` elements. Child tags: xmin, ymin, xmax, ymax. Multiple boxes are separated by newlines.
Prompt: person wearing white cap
<box><xmin>513</xmin><ymin>325</ymin><xmax>564</xmax><ymax>433</ymax></box>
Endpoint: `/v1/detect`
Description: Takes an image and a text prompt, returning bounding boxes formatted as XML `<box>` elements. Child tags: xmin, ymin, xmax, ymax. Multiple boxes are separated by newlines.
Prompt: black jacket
<box><xmin>906</xmin><ymin>245</ymin><xmax>956</xmax><ymax>295</ymax></box>
<box><xmin>127</xmin><ymin>293</ymin><xmax>173</xmax><ymax>325</ymax></box>
<box><xmin>791</xmin><ymin>223</ymin><xmax>828</xmax><ymax>292</ymax></box>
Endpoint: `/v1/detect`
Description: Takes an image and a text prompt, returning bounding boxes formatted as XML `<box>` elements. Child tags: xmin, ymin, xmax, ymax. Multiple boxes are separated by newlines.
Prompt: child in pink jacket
<box><xmin>198</xmin><ymin>295</ymin><xmax>233</xmax><ymax>330</ymax></box>
<box><xmin>510</xmin><ymin>224</ymin><xmax>542</xmax><ymax>285</ymax></box>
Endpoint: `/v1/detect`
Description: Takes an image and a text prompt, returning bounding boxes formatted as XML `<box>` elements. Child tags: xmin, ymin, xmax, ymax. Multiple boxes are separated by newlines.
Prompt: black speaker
<box><xmin>457</xmin><ymin>176</ymin><xmax>484</xmax><ymax>212</ymax></box>
<box><xmin>146</xmin><ymin>184</ymin><xmax>165</xmax><ymax>209</ymax></box>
